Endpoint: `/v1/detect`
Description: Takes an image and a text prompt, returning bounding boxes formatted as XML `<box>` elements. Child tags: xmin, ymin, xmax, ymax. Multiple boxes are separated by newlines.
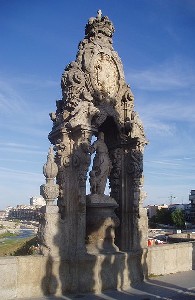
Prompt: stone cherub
<box><xmin>89</xmin><ymin>132</ymin><xmax>112</xmax><ymax>195</ymax></box>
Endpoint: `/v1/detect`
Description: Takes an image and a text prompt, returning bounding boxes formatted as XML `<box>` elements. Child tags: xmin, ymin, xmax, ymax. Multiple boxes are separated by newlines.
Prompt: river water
<box><xmin>0</xmin><ymin>229</ymin><xmax>35</xmax><ymax>242</ymax></box>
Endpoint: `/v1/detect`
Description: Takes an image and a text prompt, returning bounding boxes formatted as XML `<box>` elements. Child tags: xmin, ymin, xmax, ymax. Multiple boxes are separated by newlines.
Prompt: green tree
<box><xmin>171</xmin><ymin>209</ymin><xmax>185</xmax><ymax>228</ymax></box>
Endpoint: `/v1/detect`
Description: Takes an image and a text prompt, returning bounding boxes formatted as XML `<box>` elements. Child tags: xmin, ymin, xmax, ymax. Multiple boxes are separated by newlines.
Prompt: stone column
<box><xmin>38</xmin><ymin>146</ymin><xmax>60</xmax><ymax>257</ymax></box>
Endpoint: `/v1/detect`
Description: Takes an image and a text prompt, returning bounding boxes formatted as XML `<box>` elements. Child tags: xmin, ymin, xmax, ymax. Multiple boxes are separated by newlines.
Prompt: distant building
<box><xmin>4</xmin><ymin>206</ymin><xmax>13</xmax><ymax>219</ymax></box>
<box><xmin>8</xmin><ymin>205</ymin><xmax>42</xmax><ymax>221</ymax></box>
<box><xmin>168</xmin><ymin>203</ymin><xmax>185</xmax><ymax>212</ymax></box>
<box><xmin>0</xmin><ymin>210</ymin><xmax>6</xmax><ymax>220</ymax></box>
<box><xmin>7</xmin><ymin>196</ymin><xmax>46</xmax><ymax>221</ymax></box>
<box><xmin>30</xmin><ymin>196</ymin><xmax>46</xmax><ymax>206</ymax></box>
<box><xmin>147</xmin><ymin>204</ymin><xmax>168</xmax><ymax>219</ymax></box>
<box><xmin>189</xmin><ymin>190</ymin><xmax>195</xmax><ymax>224</ymax></box>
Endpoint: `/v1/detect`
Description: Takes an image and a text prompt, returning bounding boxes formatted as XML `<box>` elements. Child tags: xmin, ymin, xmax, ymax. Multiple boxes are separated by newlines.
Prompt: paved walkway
<box><xmin>20</xmin><ymin>270</ymin><xmax>195</xmax><ymax>300</ymax></box>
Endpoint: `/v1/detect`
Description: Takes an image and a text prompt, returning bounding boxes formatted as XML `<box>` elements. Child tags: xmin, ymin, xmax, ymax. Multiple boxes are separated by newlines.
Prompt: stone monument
<box><xmin>40</xmin><ymin>10</ymin><xmax>148</xmax><ymax>295</ymax></box>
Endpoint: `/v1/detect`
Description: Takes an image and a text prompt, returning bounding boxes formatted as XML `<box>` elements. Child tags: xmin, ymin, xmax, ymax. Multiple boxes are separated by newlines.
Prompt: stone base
<box><xmin>86</xmin><ymin>194</ymin><xmax>118</xmax><ymax>205</ymax></box>
<box><xmin>38</xmin><ymin>205</ymin><xmax>61</xmax><ymax>257</ymax></box>
<box><xmin>44</xmin><ymin>251</ymin><xmax>144</xmax><ymax>295</ymax></box>
<box><xmin>86</xmin><ymin>194</ymin><xmax>119</xmax><ymax>254</ymax></box>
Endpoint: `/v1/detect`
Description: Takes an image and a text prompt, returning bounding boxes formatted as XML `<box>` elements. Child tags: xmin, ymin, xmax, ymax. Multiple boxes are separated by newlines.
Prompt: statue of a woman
<box><xmin>89</xmin><ymin>132</ymin><xmax>112</xmax><ymax>195</ymax></box>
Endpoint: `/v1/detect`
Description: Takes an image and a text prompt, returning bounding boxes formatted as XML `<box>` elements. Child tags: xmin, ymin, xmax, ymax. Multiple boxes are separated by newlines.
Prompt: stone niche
<box><xmin>39</xmin><ymin>10</ymin><xmax>148</xmax><ymax>295</ymax></box>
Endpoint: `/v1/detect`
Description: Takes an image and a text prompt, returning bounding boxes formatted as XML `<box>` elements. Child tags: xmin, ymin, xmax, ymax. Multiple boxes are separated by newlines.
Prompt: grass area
<box><xmin>0</xmin><ymin>232</ymin><xmax>18</xmax><ymax>238</ymax></box>
<box><xmin>148</xmin><ymin>273</ymin><xmax>163</xmax><ymax>278</ymax></box>
<box><xmin>0</xmin><ymin>236</ymin><xmax>38</xmax><ymax>256</ymax></box>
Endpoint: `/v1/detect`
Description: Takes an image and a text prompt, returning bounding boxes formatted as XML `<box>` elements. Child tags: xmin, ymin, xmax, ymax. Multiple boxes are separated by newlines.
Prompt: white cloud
<box><xmin>13</xmin><ymin>76</ymin><xmax>58</xmax><ymax>89</ymax></box>
<box><xmin>127</xmin><ymin>58</ymin><xmax>195</xmax><ymax>91</ymax></box>
<box><xmin>147</xmin><ymin>160</ymin><xmax>180</xmax><ymax>166</ymax></box>
<box><xmin>141</xmin><ymin>101</ymin><xmax>195</xmax><ymax>123</ymax></box>
<box><xmin>0</xmin><ymin>143</ymin><xmax>46</xmax><ymax>155</ymax></box>
<box><xmin>0</xmin><ymin>142</ymin><xmax>40</xmax><ymax>149</ymax></box>
<box><xmin>0</xmin><ymin>79</ymin><xmax>27</xmax><ymax>114</ymax></box>
<box><xmin>0</xmin><ymin>158</ymin><xmax>41</xmax><ymax>164</ymax></box>
<box><xmin>0</xmin><ymin>166</ymin><xmax>42</xmax><ymax>177</ymax></box>
<box><xmin>143</xmin><ymin>118</ymin><xmax>176</xmax><ymax>136</ymax></box>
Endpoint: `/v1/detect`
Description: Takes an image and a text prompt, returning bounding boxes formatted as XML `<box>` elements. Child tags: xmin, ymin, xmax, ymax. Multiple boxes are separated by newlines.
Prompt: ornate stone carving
<box><xmin>43</xmin><ymin>147</ymin><xmax>58</xmax><ymax>179</ymax></box>
<box><xmin>67</xmin><ymin>100</ymin><xmax>99</xmax><ymax>129</ymax></box>
<box><xmin>109</xmin><ymin>148</ymin><xmax>122</xmax><ymax>200</ymax></box>
<box><xmin>73</xmin><ymin>141</ymin><xmax>91</xmax><ymax>189</ymax></box>
<box><xmin>130</xmin><ymin>111</ymin><xmax>146</xmax><ymax>142</ymax></box>
<box><xmin>53</xmin><ymin>138</ymin><xmax>70</xmax><ymax>167</ymax></box>
<box><xmin>40</xmin><ymin>184</ymin><xmax>59</xmax><ymax>203</ymax></box>
<box><xmin>127</xmin><ymin>149</ymin><xmax>143</xmax><ymax>179</ymax></box>
<box><xmin>46</xmin><ymin>10</ymin><xmax>148</xmax><ymax>272</ymax></box>
<box><xmin>92</xmin><ymin>52</ymin><xmax>119</xmax><ymax>97</ymax></box>
<box><xmin>40</xmin><ymin>147</ymin><xmax>59</xmax><ymax>205</ymax></box>
<box><xmin>86</xmin><ymin>10</ymin><xmax>114</xmax><ymax>37</ymax></box>
<box><xmin>49</xmin><ymin>10</ymin><xmax>136</xmax><ymax>133</ymax></box>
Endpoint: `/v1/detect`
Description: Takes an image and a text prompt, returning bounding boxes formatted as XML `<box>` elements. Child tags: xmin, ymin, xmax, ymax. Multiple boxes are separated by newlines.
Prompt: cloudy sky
<box><xmin>0</xmin><ymin>0</ymin><xmax>195</xmax><ymax>209</ymax></box>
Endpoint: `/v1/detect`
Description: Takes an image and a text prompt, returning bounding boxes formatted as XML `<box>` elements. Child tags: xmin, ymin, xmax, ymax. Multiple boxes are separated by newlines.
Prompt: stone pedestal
<box><xmin>38</xmin><ymin>205</ymin><xmax>60</xmax><ymax>257</ymax></box>
<box><xmin>86</xmin><ymin>194</ymin><xmax>119</xmax><ymax>254</ymax></box>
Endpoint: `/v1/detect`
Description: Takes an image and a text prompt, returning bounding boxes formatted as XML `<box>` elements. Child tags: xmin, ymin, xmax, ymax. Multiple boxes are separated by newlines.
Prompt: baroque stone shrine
<box><xmin>39</xmin><ymin>10</ymin><xmax>148</xmax><ymax>295</ymax></box>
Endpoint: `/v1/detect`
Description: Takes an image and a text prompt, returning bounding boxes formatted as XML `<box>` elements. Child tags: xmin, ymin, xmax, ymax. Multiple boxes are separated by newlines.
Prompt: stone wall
<box><xmin>0</xmin><ymin>242</ymin><xmax>195</xmax><ymax>299</ymax></box>
<box><xmin>143</xmin><ymin>242</ymin><xmax>195</xmax><ymax>276</ymax></box>
<box><xmin>0</xmin><ymin>256</ymin><xmax>47</xmax><ymax>299</ymax></box>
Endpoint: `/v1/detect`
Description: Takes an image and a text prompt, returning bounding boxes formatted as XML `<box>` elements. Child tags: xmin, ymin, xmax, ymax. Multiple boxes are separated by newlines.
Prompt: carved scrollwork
<box><xmin>67</xmin><ymin>101</ymin><xmax>99</xmax><ymax>129</ymax></box>
<box><xmin>127</xmin><ymin>149</ymin><xmax>143</xmax><ymax>184</ymax></box>
<box><xmin>61</xmin><ymin>62</ymin><xmax>86</xmax><ymax>112</ymax></box>
<box><xmin>72</xmin><ymin>154</ymin><xmax>80</xmax><ymax>167</ymax></box>
<box><xmin>130</xmin><ymin>111</ymin><xmax>146</xmax><ymax>143</ymax></box>
<box><xmin>109</xmin><ymin>148</ymin><xmax>122</xmax><ymax>199</ymax></box>
<box><xmin>40</xmin><ymin>184</ymin><xmax>59</xmax><ymax>201</ymax></box>
<box><xmin>91</xmin><ymin>52</ymin><xmax>119</xmax><ymax>98</ymax></box>
<box><xmin>72</xmin><ymin>142</ymin><xmax>91</xmax><ymax>190</ymax></box>
<box><xmin>54</xmin><ymin>138</ymin><xmax>70</xmax><ymax>167</ymax></box>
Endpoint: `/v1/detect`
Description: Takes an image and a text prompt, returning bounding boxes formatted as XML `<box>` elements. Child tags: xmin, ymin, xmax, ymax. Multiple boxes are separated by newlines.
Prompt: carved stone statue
<box><xmin>89</xmin><ymin>132</ymin><xmax>112</xmax><ymax>195</ymax></box>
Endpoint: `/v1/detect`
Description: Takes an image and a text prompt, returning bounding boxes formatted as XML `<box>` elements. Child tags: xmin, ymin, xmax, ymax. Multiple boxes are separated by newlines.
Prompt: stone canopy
<box><xmin>39</xmin><ymin>10</ymin><xmax>148</xmax><ymax>294</ymax></box>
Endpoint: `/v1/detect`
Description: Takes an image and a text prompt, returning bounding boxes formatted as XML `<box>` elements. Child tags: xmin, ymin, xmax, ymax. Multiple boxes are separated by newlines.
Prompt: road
<box><xmin>19</xmin><ymin>270</ymin><xmax>195</xmax><ymax>299</ymax></box>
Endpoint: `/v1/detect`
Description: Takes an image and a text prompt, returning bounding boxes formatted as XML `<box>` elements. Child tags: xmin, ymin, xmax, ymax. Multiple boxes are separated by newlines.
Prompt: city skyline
<box><xmin>0</xmin><ymin>0</ymin><xmax>195</xmax><ymax>209</ymax></box>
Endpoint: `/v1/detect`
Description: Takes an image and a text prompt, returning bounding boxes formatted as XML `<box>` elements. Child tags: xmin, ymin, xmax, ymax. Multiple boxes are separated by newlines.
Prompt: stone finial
<box><xmin>85</xmin><ymin>11</ymin><xmax>115</xmax><ymax>38</ymax></box>
<box><xmin>40</xmin><ymin>146</ymin><xmax>59</xmax><ymax>205</ymax></box>
<box><xmin>43</xmin><ymin>146</ymin><xmax>58</xmax><ymax>182</ymax></box>
<box><xmin>96</xmin><ymin>9</ymin><xmax>102</xmax><ymax>20</ymax></box>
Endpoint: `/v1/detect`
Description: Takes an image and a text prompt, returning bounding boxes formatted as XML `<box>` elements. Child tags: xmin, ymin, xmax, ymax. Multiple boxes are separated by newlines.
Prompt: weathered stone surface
<box><xmin>0</xmin><ymin>243</ymin><xmax>194</xmax><ymax>298</ymax></box>
<box><xmin>146</xmin><ymin>243</ymin><xmax>192</xmax><ymax>276</ymax></box>
<box><xmin>38</xmin><ymin>10</ymin><xmax>148</xmax><ymax>295</ymax></box>
<box><xmin>86</xmin><ymin>194</ymin><xmax>119</xmax><ymax>254</ymax></box>
<box><xmin>40</xmin><ymin>147</ymin><xmax>59</xmax><ymax>205</ymax></box>
<box><xmin>16</xmin><ymin>256</ymin><xmax>46</xmax><ymax>298</ymax></box>
<box><xmin>0</xmin><ymin>257</ymin><xmax>17</xmax><ymax>299</ymax></box>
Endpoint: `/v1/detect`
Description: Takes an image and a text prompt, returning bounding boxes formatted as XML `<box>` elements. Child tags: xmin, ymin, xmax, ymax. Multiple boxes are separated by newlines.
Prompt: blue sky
<box><xmin>0</xmin><ymin>0</ymin><xmax>195</xmax><ymax>209</ymax></box>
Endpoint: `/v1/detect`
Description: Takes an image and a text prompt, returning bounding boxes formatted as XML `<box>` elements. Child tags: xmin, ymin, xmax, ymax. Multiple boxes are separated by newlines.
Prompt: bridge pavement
<box><xmin>19</xmin><ymin>270</ymin><xmax>195</xmax><ymax>300</ymax></box>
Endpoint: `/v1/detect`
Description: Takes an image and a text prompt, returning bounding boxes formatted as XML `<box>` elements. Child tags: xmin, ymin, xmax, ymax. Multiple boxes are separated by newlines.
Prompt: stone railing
<box><xmin>143</xmin><ymin>241</ymin><xmax>195</xmax><ymax>276</ymax></box>
<box><xmin>0</xmin><ymin>242</ymin><xmax>195</xmax><ymax>299</ymax></box>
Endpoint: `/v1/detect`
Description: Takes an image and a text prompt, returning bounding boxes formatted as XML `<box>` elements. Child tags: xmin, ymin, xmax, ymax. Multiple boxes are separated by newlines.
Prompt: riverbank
<box><xmin>0</xmin><ymin>220</ymin><xmax>39</xmax><ymax>256</ymax></box>
<box><xmin>0</xmin><ymin>231</ymin><xmax>18</xmax><ymax>238</ymax></box>
<box><xmin>0</xmin><ymin>220</ymin><xmax>39</xmax><ymax>235</ymax></box>
<box><xmin>0</xmin><ymin>235</ymin><xmax>37</xmax><ymax>256</ymax></box>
